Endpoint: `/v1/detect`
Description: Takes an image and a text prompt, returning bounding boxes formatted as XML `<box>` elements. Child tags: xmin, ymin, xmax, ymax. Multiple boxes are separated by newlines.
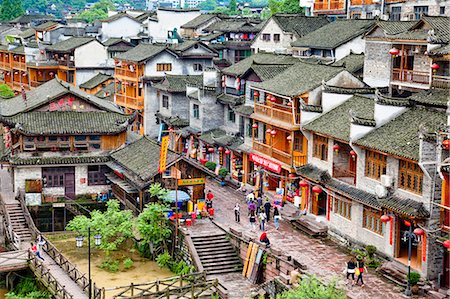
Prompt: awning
<box><xmin>105</xmin><ymin>172</ymin><xmax>138</xmax><ymax>193</ymax></box>
<box><xmin>166</xmin><ymin>190</ymin><xmax>190</xmax><ymax>202</ymax></box>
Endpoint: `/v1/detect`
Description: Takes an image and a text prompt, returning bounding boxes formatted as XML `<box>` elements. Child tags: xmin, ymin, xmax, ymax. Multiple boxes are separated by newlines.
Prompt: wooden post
<box><xmin>139</xmin><ymin>190</ymin><xmax>143</xmax><ymax>212</ymax></box>
<box><xmin>131</xmin><ymin>282</ymin><xmax>134</xmax><ymax>296</ymax></box>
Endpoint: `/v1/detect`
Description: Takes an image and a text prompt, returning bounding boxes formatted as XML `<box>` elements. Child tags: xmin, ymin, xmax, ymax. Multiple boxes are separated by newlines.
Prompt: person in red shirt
<box><xmin>31</xmin><ymin>242</ymin><xmax>44</xmax><ymax>261</ymax></box>
<box><xmin>259</xmin><ymin>232</ymin><xmax>270</xmax><ymax>248</ymax></box>
<box><xmin>206</xmin><ymin>190</ymin><xmax>214</xmax><ymax>209</ymax></box>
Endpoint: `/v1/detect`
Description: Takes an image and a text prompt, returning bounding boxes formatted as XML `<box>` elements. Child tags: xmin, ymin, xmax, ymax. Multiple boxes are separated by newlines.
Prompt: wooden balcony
<box><xmin>253</xmin><ymin>103</ymin><xmax>299</xmax><ymax>130</ymax></box>
<box><xmin>432</xmin><ymin>75</ymin><xmax>450</xmax><ymax>89</ymax></box>
<box><xmin>11</xmin><ymin>61</ymin><xmax>26</xmax><ymax>71</ymax></box>
<box><xmin>0</xmin><ymin>61</ymin><xmax>10</xmax><ymax>69</ymax></box>
<box><xmin>253</xmin><ymin>140</ymin><xmax>306</xmax><ymax>168</ymax></box>
<box><xmin>391</xmin><ymin>69</ymin><xmax>430</xmax><ymax>88</ymax></box>
<box><xmin>115</xmin><ymin>68</ymin><xmax>141</xmax><ymax>80</ymax></box>
<box><xmin>314</xmin><ymin>1</ymin><xmax>345</xmax><ymax>10</ymax></box>
<box><xmin>333</xmin><ymin>165</ymin><xmax>356</xmax><ymax>185</ymax></box>
<box><xmin>351</xmin><ymin>0</ymin><xmax>375</xmax><ymax>5</ymax></box>
<box><xmin>115</xmin><ymin>93</ymin><xmax>144</xmax><ymax>110</ymax></box>
<box><xmin>12</xmin><ymin>81</ymin><xmax>30</xmax><ymax>91</ymax></box>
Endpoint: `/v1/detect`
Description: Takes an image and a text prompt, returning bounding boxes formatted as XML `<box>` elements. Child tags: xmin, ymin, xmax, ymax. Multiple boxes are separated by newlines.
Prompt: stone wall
<box><xmin>363</xmin><ymin>41</ymin><xmax>392</xmax><ymax>87</ymax></box>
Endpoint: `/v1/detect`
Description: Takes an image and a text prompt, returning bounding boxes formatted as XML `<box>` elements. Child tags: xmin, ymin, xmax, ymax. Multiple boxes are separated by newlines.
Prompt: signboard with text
<box><xmin>177</xmin><ymin>178</ymin><xmax>205</xmax><ymax>186</ymax></box>
<box><xmin>249</xmin><ymin>153</ymin><xmax>282</xmax><ymax>174</ymax></box>
<box><xmin>158</xmin><ymin>135</ymin><xmax>170</xmax><ymax>173</ymax></box>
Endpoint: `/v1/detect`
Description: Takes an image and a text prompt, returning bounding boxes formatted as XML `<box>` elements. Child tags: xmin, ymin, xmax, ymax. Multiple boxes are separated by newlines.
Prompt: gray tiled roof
<box><xmin>204</xmin><ymin>19</ymin><xmax>264</xmax><ymax>33</ymax></box>
<box><xmin>232</xmin><ymin>104</ymin><xmax>253</xmax><ymax>116</ymax></box>
<box><xmin>10</xmin><ymin>14</ymin><xmax>53</xmax><ymax>24</ymax></box>
<box><xmin>420</xmin><ymin>15</ymin><xmax>450</xmax><ymax>43</ymax></box>
<box><xmin>181</xmin><ymin>14</ymin><xmax>219</xmax><ymax>29</ymax></box>
<box><xmin>79</xmin><ymin>73</ymin><xmax>113</xmax><ymax>90</ymax></box>
<box><xmin>374</xmin><ymin>20</ymin><xmax>417</xmax><ymax>35</ymax></box>
<box><xmin>0</xmin><ymin>111</ymin><xmax>132</xmax><ymax>135</ymax></box>
<box><xmin>249</xmin><ymin>65</ymin><xmax>291</xmax><ymax>81</ymax></box>
<box><xmin>101</xmin><ymin>12</ymin><xmax>140</xmax><ymax>23</ymax></box>
<box><xmin>19</xmin><ymin>28</ymin><xmax>36</xmax><ymax>39</ymax></box>
<box><xmin>156</xmin><ymin>113</ymin><xmax>189</xmax><ymax>127</ymax></box>
<box><xmin>429</xmin><ymin>44</ymin><xmax>450</xmax><ymax>55</ymax></box>
<box><xmin>110</xmin><ymin>136</ymin><xmax>180</xmax><ymax>182</ymax></box>
<box><xmin>33</xmin><ymin>21</ymin><xmax>59</xmax><ymax>31</ymax></box>
<box><xmin>355</xmin><ymin>107</ymin><xmax>446</xmax><ymax>161</ymax></box>
<box><xmin>115</xmin><ymin>43</ymin><xmax>166</xmax><ymax>62</ymax></box>
<box><xmin>332</xmin><ymin>52</ymin><xmax>365</xmax><ymax>75</ymax></box>
<box><xmin>291</xmin><ymin>19</ymin><xmax>375</xmax><ymax>50</ymax></box>
<box><xmin>303</xmin><ymin>95</ymin><xmax>375</xmax><ymax>142</ymax></box>
<box><xmin>217</xmin><ymin>93</ymin><xmax>244</xmax><ymax>106</ymax></box>
<box><xmin>408</xmin><ymin>89</ymin><xmax>449</xmax><ymax>108</ymax></box>
<box><xmin>0</xmin><ymin>79</ymin><xmax>122</xmax><ymax>116</ymax></box>
<box><xmin>46</xmin><ymin>37</ymin><xmax>95</xmax><ymax>52</ymax></box>
<box><xmin>153</xmin><ymin>74</ymin><xmax>203</xmax><ymax>93</ymax></box>
<box><xmin>10</xmin><ymin>155</ymin><xmax>110</xmax><ymax>166</ymax></box>
<box><xmin>271</xmin><ymin>14</ymin><xmax>329</xmax><ymax>38</ymax></box>
<box><xmin>252</xmin><ymin>61</ymin><xmax>344</xmax><ymax>97</ymax></box>
<box><xmin>95</xmin><ymin>82</ymin><xmax>115</xmax><ymax>102</ymax></box>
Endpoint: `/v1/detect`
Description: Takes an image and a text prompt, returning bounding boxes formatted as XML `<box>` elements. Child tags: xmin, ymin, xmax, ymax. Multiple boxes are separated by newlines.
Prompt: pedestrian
<box><xmin>256</xmin><ymin>197</ymin><xmax>263</xmax><ymax>213</ymax></box>
<box><xmin>237</xmin><ymin>169</ymin><xmax>246</xmax><ymax>192</ymax></box>
<box><xmin>248</xmin><ymin>200</ymin><xmax>256</xmax><ymax>215</ymax></box>
<box><xmin>264</xmin><ymin>198</ymin><xmax>271</xmax><ymax>222</ymax></box>
<box><xmin>31</xmin><ymin>242</ymin><xmax>44</xmax><ymax>261</ymax></box>
<box><xmin>246</xmin><ymin>191</ymin><xmax>255</xmax><ymax>203</ymax></box>
<box><xmin>345</xmin><ymin>257</ymin><xmax>357</xmax><ymax>286</ymax></box>
<box><xmin>258</xmin><ymin>210</ymin><xmax>267</xmax><ymax>231</ymax></box>
<box><xmin>206</xmin><ymin>190</ymin><xmax>214</xmax><ymax>209</ymax></box>
<box><xmin>273</xmin><ymin>206</ymin><xmax>280</xmax><ymax>230</ymax></box>
<box><xmin>249</xmin><ymin>210</ymin><xmax>256</xmax><ymax>231</ymax></box>
<box><xmin>36</xmin><ymin>235</ymin><xmax>46</xmax><ymax>255</ymax></box>
<box><xmin>355</xmin><ymin>256</ymin><xmax>367</xmax><ymax>287</ymax></box>
<box><xmin>234</xmin><ymin>202</ymin><xmax>240</xmax><ymax>222</ymax></box>
<box><xmin>259</xmin><ymin>232</ymin><xmax>270</xmax><ymax>248</ymax></box>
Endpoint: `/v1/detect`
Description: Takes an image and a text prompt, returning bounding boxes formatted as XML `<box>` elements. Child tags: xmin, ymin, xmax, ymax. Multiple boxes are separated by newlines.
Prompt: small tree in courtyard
<box><xmin>276</xmin><ymin>275</ymin><xmax>346</xmax><ymax>299</ymax></box>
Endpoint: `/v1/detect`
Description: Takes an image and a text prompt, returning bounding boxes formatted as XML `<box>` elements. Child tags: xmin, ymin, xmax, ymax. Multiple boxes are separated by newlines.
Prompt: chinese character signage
<box><xmin>158</xmin><ymin>135</ymin><xmax>170</xmax><ymax>173</ymax></box>
<box><xmin>249</xmin><ymin>153</ymin><xmax>282</xmax><ymax>174</ymax></box>
<box><xmin>177</xmin><ymin>178</ymin><xmax>205</xmax><ymax>186</ymax></box>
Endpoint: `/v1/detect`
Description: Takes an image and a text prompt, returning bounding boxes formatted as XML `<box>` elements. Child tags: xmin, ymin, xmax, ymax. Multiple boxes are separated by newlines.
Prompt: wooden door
<box><xmin>64</xmin><ymin>172</ymin><xmax>75</xmax><ymax>199</ymax></box>
<box><xmin>444</xmin><ymin>251</ymin><xmax>450</xmax><ymax>288</ymax></box>
<box><xmin>312</xmin><ymin>193</ymin><xmax>318</xmax><ymax>215</ymax></box>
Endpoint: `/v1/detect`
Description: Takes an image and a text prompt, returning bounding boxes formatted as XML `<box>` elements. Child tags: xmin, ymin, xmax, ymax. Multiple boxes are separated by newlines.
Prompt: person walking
<box><xmin>264</xmin><ymin>198</ymin><xmax>271</xmax><ymax>222</ymax></box>
<box><xmin>273</xmin><ymin>206</ymin><xmax>280</xmax><ymax>230</ymax></box>
<box><xmin>234</xmin><ymin>202</ymin><xmax>240</xmax><ymax>222</ymax></box>
<box><xmin>256</xmin><ymin>197</ymin><xmax>263</xmax><ymax>213</ymax></box>
<box><xmin>249</xmin><ymin>210</ymin><xmax>256</xmax><ymax>231</ymax></box>
<box><xmin>259</xmin><ymin>232</ymin><xmax>270</xmax><ymax>248</ymax></box>
<box><xmin>258</xmin><ymin>210</ymin><xmax>267</xmax><ymax>231</ymax></box>
<box><xmin>346</xmin><ymin>257</ymin><xmax>357</xmax><ymax>286</ymax></box>
<box><xmin>206</xmin><ymin>190</ymin><xmax>214</xmax><ymax>210</ymax></box>
<box><xmin>356</xmin><ymin>256</ymin><xmax>367</xmax><ymax>287</ymax></box>
<box><xmin>246</xmin><ymin>191</ymin><xmax>255</xmax><ymax>203</ymax></box>
<box><xmin>31</xmin><ymin>242</ymin><xmax>44</xmax><ymax>261</ymax></box>
<box><xmin>248</xmin><ymin>200</ymin><xmax>256</xmax><ymax>215</ymax></box>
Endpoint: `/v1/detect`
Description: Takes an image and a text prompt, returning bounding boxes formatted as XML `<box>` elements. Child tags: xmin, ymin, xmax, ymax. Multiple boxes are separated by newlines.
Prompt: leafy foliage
<box><xmin>78</xmin><ymin>0</ymin><xmax>114</xmax><ymax>22</ymax></box>
<box><xmin>218</xmin><ymin>167</ymin><xmax>229</xmax><ymax>177</ymax></box>
<box><xmin>123</xmin><ymin>258</ymin><xmax>134</xmax><ymax>269</ymax></box>
<box><xmin>365</xmin><ymin>245</ymin><xmax>376</xmax><ymax>258</ymax></box>
<box><xmin>205</xmin><ymin>161</ymin><xmax>217</xmax><ymax>171</ymax></box>
<box><xmin>408</xmin><ymin>272</ymin><xmax>421</xmax><ymax>285</ymax></box>
<box><xmin>229</xmin><ymin>0</ymin><xmax>237</xmax><ymax>13</ymax></box>
<box><xmin>276</xmin><ymin>275</ymin><xmax>345</xmax><ymax>299</ymax></box>
<box><xmin>268</xmin><ymin>0</ymin><xmax>303</xmax><ymax>16</ymax></box>
<box><xmin>6</xmin><ymin>278</ymin><xmax>49</xmax><ymax>299</ymax></box>
<box><xmin>148</xmin><ymin>183</ymin><xmax>169</xmax><ymax>201</ymax></box>
<box><xmin>198</xmin><ymin>0</ymin><xmax>217</xmax><ymax>11</ymax></box>
<box><xmin>156</xmin><ymin>251</ymin><xmax>172</xmax><ymax>268</ymax></box>
<box><xmin>156</xmin><ymin>252</ymin><xmax>193</xmax><ymax>275</ymax></box>
<box><xmin>99</xmin><ymin>258</ymin><xmax>120</xmax><ymax>272</ymax></box>
<box><xmin>0</xmin><ymin>84</ymin><xmax>14</xmax><ymax>99</ymax></box>
<box><xmin>0</xmin><ymin>0</ymin><xmax>24</xmax><ymax>21</ymax></box>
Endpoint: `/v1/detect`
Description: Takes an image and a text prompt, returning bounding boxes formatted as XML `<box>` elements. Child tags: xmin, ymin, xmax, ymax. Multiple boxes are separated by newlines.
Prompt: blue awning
<box><xmin>166</xmin><ymin>190</ymin><xmax>190</xmax><ymax>202</ymax></box>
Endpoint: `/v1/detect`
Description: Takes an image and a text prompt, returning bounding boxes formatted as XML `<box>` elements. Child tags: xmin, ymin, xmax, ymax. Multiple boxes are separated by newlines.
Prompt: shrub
<box><xmin>156</xmin><ymin>252</ymin><xmax>171</xmax><ymax>268</ymax></box>
<box><xmin>408</xmin><ymin>272</ymin><xmax>421</xmax><ymax>285</ymax></box>
<box><xmin>205</xmin><ymin>161</ymin><xmax>216</xmax><ymax>171</ymax></box>
<box><xmin>123</xmin><ymin>258</ymin><xmax>134</xmax><ymax>269</ymax></box>
<box><xmin>99</xmin><ymin>258</ymin><xmax>120</xmax><ymax>272</ymax></box>
<box><xmin>276</xmin><ymin>275</ymin><xmax>345</xmax><ymax>299</ymax></box>
<box><xmin>365</xmin><ymin>245</ymin><xmax>377</xmax><ymax>258</ymax></box>
<box><xmin>0</xmin><ymin>84</ymin><xmax>14</xmax><ymax>99</ymax></box>
<box><xmin>218</xmin><ymin>168</ymin><xmax>229</xmax><ymax>177</ymax></box>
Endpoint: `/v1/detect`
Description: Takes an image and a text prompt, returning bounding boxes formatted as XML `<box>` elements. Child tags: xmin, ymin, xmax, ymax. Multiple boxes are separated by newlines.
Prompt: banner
<box><xmin>158</xmin><ymin>135</ymin><xmax>170</xmax><ymax>173</ymax></box>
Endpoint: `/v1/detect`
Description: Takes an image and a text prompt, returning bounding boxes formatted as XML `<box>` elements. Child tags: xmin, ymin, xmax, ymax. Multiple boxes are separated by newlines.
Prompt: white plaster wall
<box><xmin>251</xmin><ymin>19</ymin><xmax>293</xmax><ymax>54</ymax></box>
<box><xmin>335</xmin><ymin>36</ymin><xmax>366</xmax><ymax>61</ymax></box>
<box><xmin>101</xmin><ymin>17</ymin><xmax>142</xmax><ymax>40</ymax></box>
<box><xmin>300</xmin><ymin>111</ymin><xmax>321</xmax><ymax>124</ymax></box>
<box><xmin>373</xmin><ymin>103</ymin><xmax>407</xmax><ymax>128</ymax></box>
<box><xmin>13</xmin><ymin>167</ymin><xmax>41</xmax><ymax>195</ymax></box>
<box><xmin>143</xmin><ymin>52</ymin><xmax>210</xmax><ymax>77</ymax></box>
<box><xmin>349</xmin><ymin>123</ymin><xmax>375</xmax><ymax>141</ymax></box>
<box><xmin>322</xmin><ymin>92</ymin><xmax>353</xmax><ymax>113</ymax></box>
<box><xmin>75</xmin><ymin>165</ymin><xmax>108</xmax><ymax>195</ymax></box>
<box><xmin>149</xmin><ymin>10</ymin><xmax>201</xmax><ymax>43</ymax></box>
<box><xmin>74</xmin><ymin>41</ymin><xmax>107</xmax><ymax>68</ymax></box>
<box><xmin>144</xmin><ymin>83</ymin><xmax>160</xmax><ymax>137</ymax></box>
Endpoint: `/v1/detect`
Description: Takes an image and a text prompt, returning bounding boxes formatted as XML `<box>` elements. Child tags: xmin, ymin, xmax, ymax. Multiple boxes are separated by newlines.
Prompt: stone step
<box><xmin>427</xmin><ymin>290</ymin><xmax>448</xmax><ymax>299</ymax></box>
<box><xmin>193</xmin><ymin>239</ymin><xmax>230</xmax><ymax>247</ymax></box>
<box><xmin>203</xmin><ymin>262</ymin><xmax>242</xmax><ymax>271</ymax></box>
<box><xmin>191</xmin><ymin>234</ymin><xmax>227</xmax><ymax>241</ymax></box>
<box><xmin>200</xmin><ymin>254</ymin><xmax>240</xmax><ymax>262</ymax></box>
<box><xmin>196</xmin><ymin>247</ymin><xmax>236</xmax><ymax>255</ymax></box>
<box><xmin>194</xmin><ymin>243</ymin><xmax>235</xmax><ymax>250</ymax></box>
<box><xmin>205</xmin><ymin>267</ymin><xmax>243</xmax><ymax>275</ymax></box>
<box><xmin>202</xmin><ymin>259</ymin><xmax>241</xmax><ymax>267</ymax></box>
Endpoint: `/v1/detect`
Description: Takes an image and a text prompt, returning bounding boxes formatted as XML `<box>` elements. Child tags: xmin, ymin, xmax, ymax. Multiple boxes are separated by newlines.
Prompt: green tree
<box><xmin>0</xmin><ymin>0</ymin><xmax>24</xmax><ymax>21</ymax></box>
<box><xmin>268</xmin><ymin>0</ymin><xmax>281</xmax><ymax>15</ymax></box>
<box><xmin>148</xmin><ymin>182</ymin><xmax>169</xmax><ymax>201</ymax></box>
<box><xmin>0</xmin><ymin>84</ymin><xmax>15</xmax><ymax>99</ymax></box>
<box><xmin>78</xmin><ymin>0</ymin><xmax>114</xmax><ymax>23</ymax></box>
<box><xmin>229</xmin><ymin>0</ymin><xmax>237</xmax><ymax>13</ymax></box>
<box><xmin>198</xmin><ymin>0</ymin><xmax>217</xmax><ymax>11</ymax></box>
<box><xmin>280</xmin><ymin>0</ymin><xmax>303</xmax><ymax>14</ymax></box>
<box><xmin>276</xmin><ymin>276</ymin><xmax>346</xmax><ymax>299</ymax></box>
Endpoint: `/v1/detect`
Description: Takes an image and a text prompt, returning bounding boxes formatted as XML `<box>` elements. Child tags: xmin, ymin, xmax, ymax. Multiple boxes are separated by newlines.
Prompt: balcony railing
<box><xmin>332</xmin><ymin>165</ymin><xmax>356</xmax><ymax>185</ymax></box>
<box><xmin>253</xmin><ymin>140</ymin><xmax>307</xmax><ymax>167</ymax></box>
<box><xmin>115</xmin><ymin>93</ymin><xmax>144</xmax><ymax>110</ymax></box>
<box><xmin>12</xmin><ymin>81</ymin><xmax>30</xmax><ymax>90</ymax></box>
<box><xmin>11</xmin><ymin>61</ymin><xmax>26</xmax><ymax>70</ymax></box>
<box><xmin>351</xmin><ymin>0</ymin><xmax>375</xmax><ymax>5</ymax></box>
<box><xmin>0</xmin><ymin>61</ymin><xmax>10</xmax><ymax>69</ymax></box>
<box><xmin>254</xmin><ymin>103</ymin><xmax>298</xmax><ymax>126</ymax></box>
<box><xmin>392</xmin><ymin>69</ymin><xmax>430</xmax><ymax>85</ymax></box>
<box><xmin>432</xmin><ymin>75</ymin><xmax>450</xmax><ymax>89</ymax></box>
<box><xmin>115</xmin><ymin>68</ymin><xmax>141</xmax><ymax>79</ymax></box>
<box><xmin>314</xmin><ymin>1</ymin><xmax>345</xmax><ymax>10</ymax></box>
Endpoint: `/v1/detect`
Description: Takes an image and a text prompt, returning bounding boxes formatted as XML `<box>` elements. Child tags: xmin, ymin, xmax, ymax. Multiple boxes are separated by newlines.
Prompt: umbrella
<box><xmin>166</xmin><ymin>190</ymin><xmax>190</xmax><ymax>203</ymax></box>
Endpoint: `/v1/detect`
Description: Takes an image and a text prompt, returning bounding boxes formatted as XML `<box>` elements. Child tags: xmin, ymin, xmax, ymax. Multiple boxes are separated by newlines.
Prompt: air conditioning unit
<box><xmin>380</xmin><ymin>175</ymin><xmax>393</xmax><ymax>187</ymax></box>
<box><xmin>375</xmin><ymin>184</ymin><xmax>388</xmax><ymax>198</ymax></box>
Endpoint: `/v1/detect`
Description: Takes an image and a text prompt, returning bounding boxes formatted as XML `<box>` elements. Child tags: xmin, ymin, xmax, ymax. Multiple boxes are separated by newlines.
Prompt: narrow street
<box><xmin>205</xmin><ymin>179</ymin><xmax>414</xmax><ymax>299</ymax></box>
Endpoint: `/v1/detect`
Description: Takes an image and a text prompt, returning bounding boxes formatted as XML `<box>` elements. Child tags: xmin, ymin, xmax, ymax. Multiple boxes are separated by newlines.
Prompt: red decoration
<box><xmin>404</xmin><ymin>220</ymin><xmax>411</xmax><ymax>227</ymax></box>
<box><xmin>350</xmin><ymin>150</ymin><xmax>357</xmax><ymax>160</ymax></box>
<box><xmin>443</xmin><ymin>240</ymin><xmax>450</xmax><ymax>249</ymax></box>
<box><xmin>218</xmin><ymin>146</ymin><xmax>224</xmax><ymax>151</ymax></box>
<box><xmin>389</xmin><ymin>47</ymin><xmax>399</xmax><ymax>56</ymax></box>
<box><xmin>249</xmin><ymin>153</ymin><xmax>282</xmax><ymax>174</ymax></box>
<box><xmin>254</xmin><ymin>90</ymin><xmax>259</xmax><ymax>97</ymax></box>
<box><xmin>299</xmin><ymin>180</ymin><xmax>308</xmax><ymax>188</ymax></box>
<box><xmin>80</xmin><ymin>178</ymin><xmax>86</xmax><ymax>184</ymax></box>
<box><xmin>413</xmin><ymin>228</ymin><xmax>425</xmax><ymax>236</ymax></box>
<box><xmin>40</xmin><ymin>50</ymin><xmax>44</xmax><ymax>54</ymax></box>
<box><xmin>270</xmin><ymin>96</ymin><xmax>277</xmax><ymax>102</ymax></box>
<box><xmin>270</xmin><ymin>129</ymin><xmax>277</xmax><ymax>136</ymax></box>
<box><xmin>288</xmin><ymin>173</ymin><xmax>296</xmax><ymax>179</ymax></box>
<box><xmin>286</xmin><ymin>135</ymin><xmax>292</xmax><ymax>141</ymax></box>
<box><xmin>266</xmin><ymin>128</ymin><xmax>271</xmax><ymax>134</ymax></box>
<box><xmin>252</xmin><ymin>123</ymin><xmax>258</xmax><ymax>129</ymax></box>
<box><xmin>431</xmin><ymin>63</ymin><xmax>440</xmax><ymax>72</ymax></box>
<box><xmin>225</xmin><ymin>149</ymin><xmax>231</xmax><ymax>155</ymax></box>
<box><xmin>312</xmin><ymin>185</ymin><xmax>322</xmax><ymax>194</ymax></box>
<box><xmin>333</xmin><ymin>144</ymin><xmax>341</xmax><ymax>153</ymax></box>
<box><xmin>380</xmin><ymin>215</ymin><xmax>391</xmax><ymax>223</ymax></box>
<box><xmin>208</xmin><ymin>147</ymin><xmax>214</xmax><ymax>153</ymax></box>
<box><xmin>287</xmin><ymin>102</ymin><xmax>292</xmax><ymax>106</ymax></box>
<box><xmin>443</xmin><ymin>139</ymin><xmax>450</xmax><ymax>150</ymax></box>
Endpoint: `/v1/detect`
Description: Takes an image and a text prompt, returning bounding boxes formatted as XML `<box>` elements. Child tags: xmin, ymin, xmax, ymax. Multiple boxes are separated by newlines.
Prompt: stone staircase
<box><xmin>191</xmin><ymin>233</ymin><xmax>242</xmax><ymax>275</ymax></box>
<box><xmin>4</xmin><ymin>203</ymin><xmax>32</xmax><ymax>244</ymax></box>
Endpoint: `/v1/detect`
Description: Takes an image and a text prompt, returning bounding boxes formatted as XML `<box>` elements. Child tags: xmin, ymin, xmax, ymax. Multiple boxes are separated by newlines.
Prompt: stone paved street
<box><xmin>204</xmin><ymin>179</ymin><xmax>427</xmax><ymax>299</ymax></box>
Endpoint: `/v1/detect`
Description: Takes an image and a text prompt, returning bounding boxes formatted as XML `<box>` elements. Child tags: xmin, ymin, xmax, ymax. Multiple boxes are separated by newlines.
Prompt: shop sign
<box><xmin>158</xmin><ymin>135</ymin><xmax>170</xmax><ymax>173</ymax></box>
<box><xmin>177</xmin><ymin>178</ymin><xmax>205</xmax><ymax>186</ymax></box>
<box><xmin>249</xmin><ymin>153</ymin><xmax>282</xmax><ymax>174</ymax></box>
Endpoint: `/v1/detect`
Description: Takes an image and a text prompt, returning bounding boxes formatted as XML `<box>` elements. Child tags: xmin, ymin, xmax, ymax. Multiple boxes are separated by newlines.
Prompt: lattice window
<box><xmin>313</xmin><ymin>134</ymin><xmax>328</xmax><ymax>161</ymax></box>
<box><xmin>363</xmin><ymin>208</ymin><xmax>383</xmax><ymax>235</ymax></box>
<box><xmin>156</xmin><ymin>63</ymin><xmax>172</xmax><ymax>72</ymax></box>
<box><xmin>333</xmin><ymin>196</ymin><xmax>352</xmax><ymax>220</ymax></box>
<box><xmin>398</xmin><ymin>160</ymin><xmax>423</xmax><ymax>194</ymax></box>
<box><xmin>365</xmin><ymin>150</ymin><xmax>386</xmax><ymax>180</ymax></box>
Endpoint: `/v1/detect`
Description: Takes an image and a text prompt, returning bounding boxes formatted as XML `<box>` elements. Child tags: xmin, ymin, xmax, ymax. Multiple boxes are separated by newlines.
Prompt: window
<box><xmin>239</xmin><ymin>116</ymin><xmax>245</xmax><ymax>136</ymax></box>
<box><xmin>42</xmin><ymin>168</ymin><xmax>65</xmax><ymax>187</ymax></box>
<box><xmin>193</xmin><ymin>63</ymin><xmax>203</xmax><ymax>71</ymax></box>
<box><xmin>390</xmin><ymin>7</ymin><xmax>401</xmax><ymax>21</ymax></box>
<box><xmin>262</xmin><ymin>34</ymin><xmax>270</xmax><ymax>41</ymax></box>
<box><xmin>235</xmin><ymin>50</ymin><xmax>252</xmax><ymax>63</ymax></box>
<box><xmin>365</xmin><ymin>150</ymin><xmax>386</xmax><ymax>180</ymax></box>
<box><xmin>88</xmin><ymin>135</ymin><xmax>101</xmax><ymax>150</ymax></box>
<box><xmin>440</xmin><ymin>6</ymin><xmax>445</xmax><ymax>15</ymax></box>
<box><xmin>88</xmin><ymin>165</ymin><xmax>108</xmax><ymax>186</ymax></box>
<box><xmin>352</xmin><ymin>13</ymin><xmax>361</xmax><ymax>19</ymax></box>
<box><xmin>193</xmin><ymin>104</ymin><xmax>199</xmax><ymax>119</ymax></box>
<box><xmin>398</xmin><ymin>160</ymin><xmax>423</xmax><ymax>194</ymax></box>
<box><xmin>313</xmin><ymin>134</ymin><xmax>328</xmax><ymax>161</ymax></box>
<box><xmin>414</xmin><ymin>6</ymin><xmax>428</xmax><ymax>20</ymax></box>
<box><xmin>156</xmin><ymin>63</ymin><xmax>172</xmax><ymax>72</ymax></box>
<box><xmin>162</xmin><ymin>95</ymin><xmax>169</xmax><ymax>109</ymax></box>
<box><xmin>363</xmin><ymin>208</ymin><xmax>383</xmax><ymax>235</ymax></box>
<box><xmin>333</xmin><ymin>197</ymin><xmax>351</xmax><ymax>220</ymax></box>
<box><xmin>246</xmin><ymin>120</ymin><xmax>253</xmax><ymax>138</ymax></box>
<box><xmin>74</xmin><ymin>135</ymin><xmax>88</xmax><ymax>150</ymax></box>
<box><xmin>228</xmin><ymin>108</ymin><xmax>236</xmax><ymax>123</ymax></box>
<box><xmin>273</xmin><ymin>34</ymin><xmax>280</xmax><ymax>42</ymax></box>
<box><xmin>366</xmin><ymin>12</ymin><xmax>373</xmax><ymax>19</ymax></box>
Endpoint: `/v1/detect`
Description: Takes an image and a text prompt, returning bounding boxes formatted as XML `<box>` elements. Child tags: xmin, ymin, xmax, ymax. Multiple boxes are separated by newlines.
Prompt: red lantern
<box><xmin>252</xmin><ymin>123</ymin><xmax>258</xmax><ymax>129</ymax></box>
<box><xmin>444</xmin><ymin>240</ymin><xmax>450</xmax><ymax>249</ymax></box>
<box><xmin>299</xmin><ymin>180</ymin><xmax>308</xmax><ymax>188</ymax></box>
<box><xmin>270</xmin><ymin>129</ymin><xmax>277</xmax><ymax>136</ymax></box>
<box><xmin>208</xmin><ymin>147</ymin><xmax>214</xmax><ymax>153</ymax></box>
<box><xmin>431</xmin><ymin>63</ymin><xmax>440</xmax><ymax>72</ymax></box>
<box><xmin>270</xmin><ymin>96</ymin><xmax>277</xmax><ymax>102</ymax></box>
<box><xmin>288</xmin><ymin>173</ymin><xmax>296</xmax><ymax>179</ymax></box>
<box><xmin>218</xmin><ymin>146</ymin><xmax>224</xmax><ymax>151</ymax></box>
<box><xmin>287</xmin><ymin>102</ymin><xmax>292</xmax><ymax>106</ymax></box>
<box><xmin>380</xmin><ymin>215</ymin><xmax>391</xmax><ymax>223</ymax></box>
<box><xmin>40</xmin><ymin>50</ymin><xmax>44</xmax><ymax>54</ymax></box>
<box><xmin>312</xmin><ymin>185</ymin><xmax>322</xmax><ymax>194</ymax></box>
<box><xmin>404</xmin><ymin>220</ymin><xmax>411</xmax><ymax>227</ymax></box>
<box><xmin>287</xmin><ymin>135</ymin><xmax>292</xmax><ymax>141</ymax></box>
<box><xmin>413</xmin><ymin>228</ymin><xmax>425</xmax><ymax>236</ymax></box>
<box><xmin>389</xmin><ymin>47</ymin><xmax>399</xmax><ymax>56</ymax></box>
<box><xmin>225</xmin><ymin>149</ymin><xmax>231</xmax><ymax>155</ymax></box>
<box><xmin>254</xmin><ymin>90</ymin><xmax>259</xmax><ymax>97</ymax></box>
<box><xmin>443</xmin><ymin>139</ymin><xmax>450</xmax><ymax>150</ymax></box>
<box><xmin>350</xmin><ymin>150</ymin><xmax>357</xmax><ymax>160</ymax></box>
<box><xmin>266</xmin><ymin>128</ymin><xmax>271</xmax><ymax>134</ymax></box>
<box><xmin>168</xmin><ymin>127</ymin><xmax>174</xmax><ymax>132</ymax></box>
<box><xmin>333</xmin><ymin>144</ymin><xmax>341</xmax><ymax>153</ymax></box>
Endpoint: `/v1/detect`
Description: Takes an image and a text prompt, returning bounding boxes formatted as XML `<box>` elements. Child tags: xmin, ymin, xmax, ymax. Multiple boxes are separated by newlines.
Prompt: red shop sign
<box><xmin>250</xmin><ymin>153</ymin><xmax>282</xmax><ymax>174</ymax></box>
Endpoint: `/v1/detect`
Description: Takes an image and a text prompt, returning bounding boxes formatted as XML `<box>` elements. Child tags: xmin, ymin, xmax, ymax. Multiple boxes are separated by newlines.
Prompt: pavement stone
<box><xmin>204</xmin><ymin>178</ymin><xmax>431</xmax><ymax>299</ymax></box>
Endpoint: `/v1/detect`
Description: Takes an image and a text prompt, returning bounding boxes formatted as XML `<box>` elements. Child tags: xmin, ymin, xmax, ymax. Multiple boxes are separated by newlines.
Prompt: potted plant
<box><xmin>408</xmin><ymin>271</ymin><xmax>421</xmax><ymax>294</ymax></box>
